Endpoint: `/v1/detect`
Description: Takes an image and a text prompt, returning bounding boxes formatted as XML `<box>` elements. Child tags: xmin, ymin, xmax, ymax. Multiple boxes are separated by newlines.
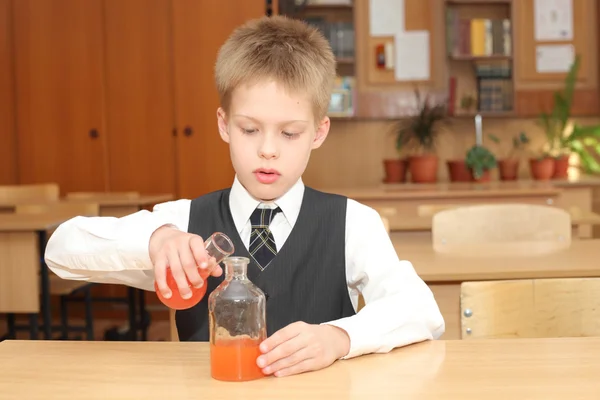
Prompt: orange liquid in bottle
<box><xmin>210</xmin><ymin>338</ymin><xmax>265</xmax><ymax>381</ymax></box>
<box><xmin>154</xmin><ymin>268</ymin><xmax>209</xmax><ymax>310</ymax></box>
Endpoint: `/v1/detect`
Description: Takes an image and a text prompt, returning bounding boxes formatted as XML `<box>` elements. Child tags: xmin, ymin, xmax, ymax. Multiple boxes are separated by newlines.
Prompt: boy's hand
<box><xmin>256</xmin><ymin>321</ymin><xmax>350</xmax><ymax>377</ymax></box>
<box><xmin>149</xmin><ymin>226</ymin><xmax>221</xmax><ymax>299</ymax></box>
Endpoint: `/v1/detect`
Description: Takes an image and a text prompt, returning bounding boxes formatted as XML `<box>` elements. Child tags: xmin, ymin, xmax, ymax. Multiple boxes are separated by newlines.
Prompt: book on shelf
<box><xmin>446</xmin><ymin>9</ymin><xmax>511</xmax><ymax>57</ymax></box>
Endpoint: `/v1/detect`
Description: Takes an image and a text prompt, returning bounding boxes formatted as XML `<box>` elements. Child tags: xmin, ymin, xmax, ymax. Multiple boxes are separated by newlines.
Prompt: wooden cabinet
<box><xmin>0</xmin><ymin>0</ymin><xmax>17</xmax><ymax>185</ymax></box>
<box><xmin>8</xmin><ymin>0</ymin><xmax>267</xmax><ymax>197</ymax></box>
<box><xmin>13</xmin><ymin>0</ymin><xmax>109</xmax><ymax>193</ymax></box>
<box><xmin>513</xmin><ymin>0</ymin><xmax>599</xmax><ymax>117</ymax></box>
<box><xmin>172</xmin><ymin>1</ymin><xmax>266</xmax><ymax>199</ymax></box>
<box><xmin>103</xmin><ymin>0</ymin><xmax>177</xmax><ymax>195</ymax></box>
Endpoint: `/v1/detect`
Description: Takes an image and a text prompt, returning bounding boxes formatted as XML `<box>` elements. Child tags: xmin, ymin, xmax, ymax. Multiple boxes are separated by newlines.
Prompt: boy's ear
<box><xmin>217</xmin><ymin>107</ymin><xmax>230</xmax><ymax>143</ymax></box>
<box><xmin>311</xmin><ymin>116</ymin><xmax>330</xmax><ymax>149</ymax></box>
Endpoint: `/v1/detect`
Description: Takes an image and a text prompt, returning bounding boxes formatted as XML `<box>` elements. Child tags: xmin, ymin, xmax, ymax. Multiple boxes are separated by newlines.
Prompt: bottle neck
<box><xmin>224</xmin><ymin>260</ymin><xmax>248</xmax><ymax>280</ymax></box>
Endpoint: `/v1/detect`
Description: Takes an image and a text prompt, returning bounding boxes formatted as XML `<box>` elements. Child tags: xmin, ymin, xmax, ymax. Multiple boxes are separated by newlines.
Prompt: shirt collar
<box><xmin>229</xmin><ymin>175</ymin><xmax>305</xmax><ymax>233</ymax></box>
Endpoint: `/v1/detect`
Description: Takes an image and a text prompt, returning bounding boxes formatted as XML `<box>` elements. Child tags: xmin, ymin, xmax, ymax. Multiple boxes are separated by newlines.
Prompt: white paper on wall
<box><xmin>534</xmin><ymin>0</ymin><xmax>573</xmax><ymax>41</ymax></box>
<box><xmin>369</xmin><ymin>0</ymin><xmax>404</xmax><ymax>36</ymax></box>
<box><xmin>535</xmin><ymin>44</ymin><xmax>575</xmax><ymax>73</ymax></box>
<box><xmin>394</xmin><ymin>30</ymin><xmax>430</xmax><ymax>81</ymax></box>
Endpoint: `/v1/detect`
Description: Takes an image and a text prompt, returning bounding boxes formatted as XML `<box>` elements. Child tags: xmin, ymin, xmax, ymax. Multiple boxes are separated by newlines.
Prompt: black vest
<box><xmin>175</xmin><ymin>186</ymin><xmax>355</xmax><ymax>341</ymax></box>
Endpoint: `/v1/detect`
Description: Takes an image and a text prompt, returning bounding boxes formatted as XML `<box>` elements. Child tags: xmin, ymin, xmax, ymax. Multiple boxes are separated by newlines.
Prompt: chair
<box><xmin>431</xmin><ymin>204</ymin><xmax>571</xmax><ymax>257</ymax></box>
<box><xmin>460</xmin><ymin>278</ymin><xmax>600</xmax><ymax>339</ymax></box>
<box><xmin>169</xmin><ymin>309</ymin><xmax>179</xmax><ymax>342</ymax></box>
<box><xmin>15</xmin><ymin>201</ymin><xmax>99</xmax><ymax>340</ymax></box>
<box><xmin>0</xmin><ymin>183</ymin><xmax>60</xmax><ymax>207</ymax></box>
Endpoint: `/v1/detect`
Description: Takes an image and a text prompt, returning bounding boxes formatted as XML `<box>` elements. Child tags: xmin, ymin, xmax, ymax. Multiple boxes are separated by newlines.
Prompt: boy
<box><xmin>45</xmin><ymin>15</ymin><xmax>444</xmax><ymax>377</ymax></box>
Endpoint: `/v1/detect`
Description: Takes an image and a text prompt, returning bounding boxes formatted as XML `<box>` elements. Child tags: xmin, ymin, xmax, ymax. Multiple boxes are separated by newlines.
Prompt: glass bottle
<box><xmin>208</xmin><ymin>256</ymin><xmax>267</xmax><ymax>382</ymax></box>
<box><xmin>155</xmin><ymin>232</ymin><xmax>235</xmax><ymax>310</ymax></box>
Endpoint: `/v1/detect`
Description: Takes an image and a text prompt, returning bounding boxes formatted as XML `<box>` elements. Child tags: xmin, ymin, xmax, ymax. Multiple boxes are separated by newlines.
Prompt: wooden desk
<box><xmin>393</xmin><ymin>235</ymin><xmax>600</xmax><ymax>340</ymax></box>
<box><xmin>64</xmin><ymin>194</ymin><xmax>174</xmax><ymax>217</ymax></box>
<box><xmin>0</xmin><ymin>194</ymin><xmax>174</xmax><ymax>217</ymax></box>
<box><xmin>1</xmin><ymin>338</ymin><xmax>599</xmax><ymax>399</ymax></box>
<box><xmin>0</xmin><ymin>213</ymin><xmax>77</xmax><ymax>339</ymax></box>
<box><xmin>326</xmin><ymin>179</ymin><xmax>600</xmax><ymax>237</ymax></box>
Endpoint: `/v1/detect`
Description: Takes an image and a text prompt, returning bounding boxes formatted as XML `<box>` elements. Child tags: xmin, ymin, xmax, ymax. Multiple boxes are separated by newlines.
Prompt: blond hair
<box><xmin>215</xmin><ymin>15</ymin><xmax>336</xmax><ymax>120</ymax></box>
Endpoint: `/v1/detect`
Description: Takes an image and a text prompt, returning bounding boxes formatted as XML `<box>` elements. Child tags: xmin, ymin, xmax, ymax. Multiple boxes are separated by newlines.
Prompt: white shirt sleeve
<box><xmin>324</xmin><ymin>199</ymin><xmax>445</xmax><ymax>359</ymax></box>
<box><xmin>44</xmin><ymin>199</ymin><xmax>192</xmax><ymax>291</ymax></box>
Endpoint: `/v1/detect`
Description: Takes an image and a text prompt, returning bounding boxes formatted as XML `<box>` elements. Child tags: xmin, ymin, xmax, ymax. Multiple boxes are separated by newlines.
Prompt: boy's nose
<box><xmin>258</xmin><ymin>137</ymin><xmax>278</xmax><ymax>159</ymax></box>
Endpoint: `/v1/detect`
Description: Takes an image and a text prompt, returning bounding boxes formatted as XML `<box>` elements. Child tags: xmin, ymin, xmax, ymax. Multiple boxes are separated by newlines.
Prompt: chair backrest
<box><xmin>460</xmin><ymin>278</ymin><xmax>600</xmax><ymax>339</ymax></box>
<box><xmin>432</xmin><ymin>204</ymin><xmax>571</xmax><ymax>257</ymax></box>
<box><xmin>381</xmin><ymin>216</ymin><xmax>390</xmax><ymax>234</ymax></box>
<box><xmin>169</xmin><ymin>309</ymin><xmax>179</xmax><ymax>342</ymax></box>
<box><xmin>0</xmin><ymin>183</ymin><xmax>60</xmax><ymax>203</ymax></box>
<box><xmin>65</xmin><ymin>191</ymin><xmax>140</xmax><ymax>200</ymax></box>
<box><xmin>15</xmin><ymin>201</ymin><xmax>99</xmax><ymax>217</ymax></box>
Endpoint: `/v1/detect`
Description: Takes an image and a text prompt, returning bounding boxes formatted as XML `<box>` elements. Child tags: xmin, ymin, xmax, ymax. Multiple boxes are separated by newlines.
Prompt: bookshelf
<box><xmin>444</xmin><ymin>0</ymin><xmax>514</xmax><ymax>117</ymax></box>
<box><xmin>282</xmin><ymin>0</ymin><xmax>356</xmax><ymax>117</ymax></box>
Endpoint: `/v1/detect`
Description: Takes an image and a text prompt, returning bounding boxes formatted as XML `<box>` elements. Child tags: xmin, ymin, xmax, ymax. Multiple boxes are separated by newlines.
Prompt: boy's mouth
<box><xmin>253</xmin><ymin>168</ymin><xmax>281</xmax><ymax>184</ymax></box>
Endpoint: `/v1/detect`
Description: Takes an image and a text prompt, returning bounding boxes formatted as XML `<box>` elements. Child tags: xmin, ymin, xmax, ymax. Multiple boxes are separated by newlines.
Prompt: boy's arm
<box><xmin>325</xmin><ymin>199</ymin><xmax>445</xmax><ymax>359</ymax></box>
<box><xmin>44</xmin><ymin>199</ymin><xmax>192</xmax><ymax>291</ymax></box>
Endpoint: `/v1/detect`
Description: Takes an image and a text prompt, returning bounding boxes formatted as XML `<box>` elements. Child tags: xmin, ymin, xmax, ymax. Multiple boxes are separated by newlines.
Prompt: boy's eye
<box><xmin>242</xmin><ymin>128</ymin><xmax>257</xmax><ymax>134</ymax></box>
<box><xmin>282</xmin><ymin>131</ymin><xmax>298</xmax><ymax>139</ymax></box>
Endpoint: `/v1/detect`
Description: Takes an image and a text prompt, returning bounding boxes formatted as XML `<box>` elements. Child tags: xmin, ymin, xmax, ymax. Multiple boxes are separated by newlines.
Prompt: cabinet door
<box><xmin>13</xmin><ymin>0</ymin><xmax>108</xmax><ymax>193</ymax></box>
<box><xmin>513</xmin><ymin>0</ymin><xmax>599</xmax><ymax>116</ymax></box>
<box><xmin>103</xmin><ymin>0</ymin><xmax>177</xmax><ymax>195</ymax></box>
<box><xmin>172</xmin><ymin>0</ymin><xmax>266</xmax><ymax>199</ymax></box>
<box><xmin>0</xmin><ymin>0</ymin><xmax>17</xmax><ymax>184</ymax></box>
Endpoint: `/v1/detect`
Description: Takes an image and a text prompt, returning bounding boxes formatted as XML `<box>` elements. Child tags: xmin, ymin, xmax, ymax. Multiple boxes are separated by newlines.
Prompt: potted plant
<box><xmin>447</xmin><ymin>157</ymin><xmax>472</xmax><ymax>182</ymax></box>
<box><xmin>382</xmin><ymin>127</ymin><xmax>408</xmax><ymax>183</ymax></box>
<box><xmin>488</xmin><ymin>132</ymin><xmax>530</xmax><ymax>180</ymax></box>
<box><xmin>537</xmin><ymin>54</ymin><xmax>600</xmax><ymax>179</ymax></box>
<box><xmin>465</xmin><ymin>144</ymin><xmax>497</xmax><ymax>182</ymax></box>
<box><xmin>395</xmin><ymin>88</ymin><xmax>448</xmax><ymax>183</ymax></box>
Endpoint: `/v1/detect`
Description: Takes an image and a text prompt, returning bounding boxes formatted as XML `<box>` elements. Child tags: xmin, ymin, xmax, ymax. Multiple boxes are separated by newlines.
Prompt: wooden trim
<box><xmin>515</xmin><ymin>89</ymin><xmax>600</xmax><ymax>117</ymax></box>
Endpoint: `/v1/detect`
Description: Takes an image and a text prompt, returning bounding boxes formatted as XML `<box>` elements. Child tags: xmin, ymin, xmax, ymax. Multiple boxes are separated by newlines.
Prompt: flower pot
<box><xmin>498</xmin><ymin>159</ymin><xmax>519</xmax><ymax>181</ymax></box>
<box><xmin>409</xmin><ymin>154</ymin><xmax>438</xmax><ymax>183</ymax></box>
<box><xmin>529</xmin><ymin>157</ymin><xmax>555</xmax><ymax>180</ymax></box>
<box><xmin>552</xmin><ymin>155</ymin><xmax>570</xmax><ymax>179</ymax></box>
<box><xmin>383</xmin><ymin>159</ymin><xmax>408</xmax><ymax>183</ymax></box>
<box><xmin>472</xmin><ymin>169</ymin><xmax>491</xmax><ymax>183</ymax></box>
<box><xmin>446</xmin><ymin>160</ymin><xmax>472</xmax><ymax>182</ymax></box>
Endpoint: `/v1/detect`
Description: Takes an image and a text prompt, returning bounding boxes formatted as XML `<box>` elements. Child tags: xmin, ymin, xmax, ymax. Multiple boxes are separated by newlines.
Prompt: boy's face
<box><xmin>217</xmin><ymin>80</ymin><xmax>329</xmax><ymax>202</ymax></box>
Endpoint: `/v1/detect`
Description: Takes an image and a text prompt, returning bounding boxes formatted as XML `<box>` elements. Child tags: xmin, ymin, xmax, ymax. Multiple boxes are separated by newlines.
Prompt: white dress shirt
<box><xmin>45</xmin><ymin>176</ymin><xmax>445</xmax><ymax>359</ymax></box>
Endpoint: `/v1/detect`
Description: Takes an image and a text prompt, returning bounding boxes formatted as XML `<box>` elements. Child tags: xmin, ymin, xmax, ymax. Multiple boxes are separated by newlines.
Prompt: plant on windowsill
<box><xmin>394</xmin><ymin>88</ymin><xmax>449</xmax><ymax>183</ymax></box>
<box><xmin>536</xmin><ymin>54</ymin><xmax>600</xmax><ymax>180</ymax></box>
<box><xmin>487</xmin><ymin>132</ymin><xmax>530</xmax><ymax>181</ymax></box>
<box><xmin>465</xmin><ymin>144</ymin><xmax>497</xmax><ymax>182</ymax></box>
<box><xmin>383</xmin><ymin>125</ymin><xmax>408</xmax><ymax>183</ymax></box>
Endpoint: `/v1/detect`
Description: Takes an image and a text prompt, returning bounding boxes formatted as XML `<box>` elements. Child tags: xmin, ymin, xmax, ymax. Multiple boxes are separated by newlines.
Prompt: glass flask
<box><xmin>155</xmin><ymin>232</ymin><xmax>235</xmax><ymax>310</ymax></box>
<box><xmin>208</xmin><ymin>256</ymin><xmax>267</xmax><ymax>382</ymax></box>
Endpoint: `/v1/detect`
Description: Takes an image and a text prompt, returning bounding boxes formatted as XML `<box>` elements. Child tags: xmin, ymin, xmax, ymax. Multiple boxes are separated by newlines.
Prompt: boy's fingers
<box><xmin>154</xmin><ymin>257</ymin><xmax>171</xmax><ymax>298</ymax></box>
<box><xmin>260</xmin><ymin>323</ymin><xmax>302</xmax><ymax>353</ymax></box>
<box><xmin>167</xmin><ymin>249</ymin><xmax>191</xmax><ymax>299</ymax></box>
<box><xmin>179</xmin><ymin>244</ymin><xmax>203</xmax><ymax>288</ymax></box>
<box><xmin>208</xmin><ymin>257</ymin><xmax>222</xmax><ymax>277</ymax></box>
<box><xmin>189</xmin><ymin>235</ymin><xmax>209</xmax><ymax>268</ymax></box>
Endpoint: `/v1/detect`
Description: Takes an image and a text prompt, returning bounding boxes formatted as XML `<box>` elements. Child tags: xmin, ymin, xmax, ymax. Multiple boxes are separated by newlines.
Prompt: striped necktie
<box><xmin>249</xmin><ymin>207</ymin><xmax>281</xmax><ymax>271</ymax></box>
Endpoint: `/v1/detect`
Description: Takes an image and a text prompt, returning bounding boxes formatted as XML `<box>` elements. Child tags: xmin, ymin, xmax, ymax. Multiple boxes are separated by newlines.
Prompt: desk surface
<box><xmin>325</xmin><ymin>180</ymin><xmax>562</xmax><ymax>200</ymax></box>
<box><xmin>1</xmin><ymin>338</ymin><xmax>599</xmax><ymax>399</ymax></box>
<box><xmin>0</xmin><ymin>193</ymin><xmax>173</xmax><ymax>209</ymax></box>
<box><xmin>0</xmin><ymin>213</ymin><xmax>75</xmax><ymax>231</ymax></box>
<box><xmin>63</xmin><ymin>193</ymin><xmax>173</xmax><ymax>206</ymax></box>
<box><xmin>393</xmin><ymin>234</ymin><xmax>600</xmax><ymax>282</ymax></box>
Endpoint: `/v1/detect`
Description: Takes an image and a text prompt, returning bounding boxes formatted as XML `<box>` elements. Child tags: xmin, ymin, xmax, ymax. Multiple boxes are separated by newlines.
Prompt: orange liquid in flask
<box><xmin>154</xmin><ymin>232</ymin><xmax>234</xmax><ymax>310</ymax></box>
